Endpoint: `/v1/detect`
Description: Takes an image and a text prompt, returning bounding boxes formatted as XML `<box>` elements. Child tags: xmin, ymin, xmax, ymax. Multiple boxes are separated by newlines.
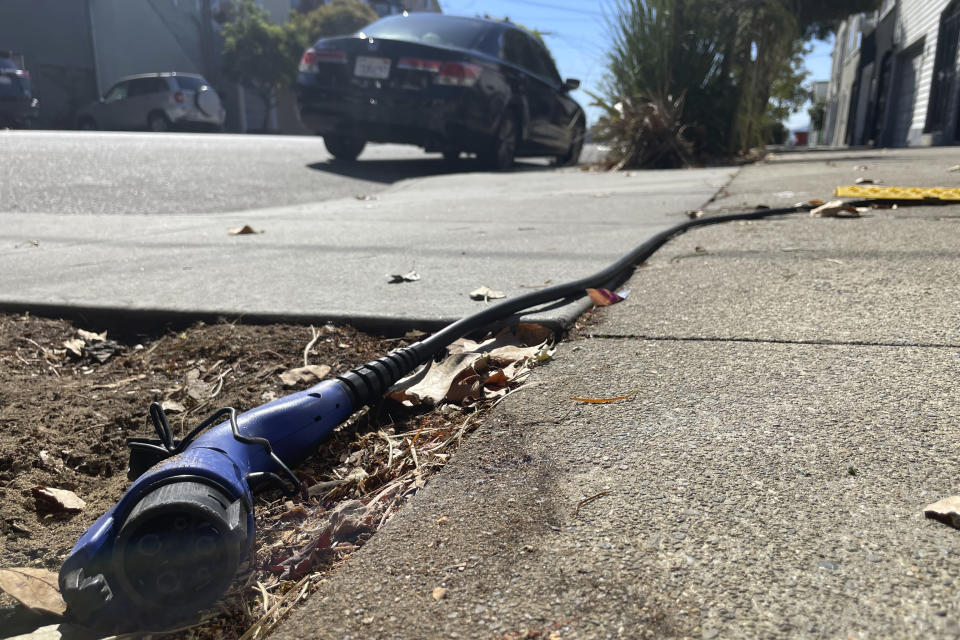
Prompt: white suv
<box><xmin>77</xmin><ymin>72</ymin><xmax>226</xmax><ymax>132</ymax></box>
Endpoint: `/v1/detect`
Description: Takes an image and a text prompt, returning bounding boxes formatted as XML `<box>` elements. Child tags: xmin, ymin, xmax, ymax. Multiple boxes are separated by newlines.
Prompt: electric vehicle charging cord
<box><xmin>337</xmin><ymin>201</ymin><xmax>817</xmax><ymax>407</ymax></box>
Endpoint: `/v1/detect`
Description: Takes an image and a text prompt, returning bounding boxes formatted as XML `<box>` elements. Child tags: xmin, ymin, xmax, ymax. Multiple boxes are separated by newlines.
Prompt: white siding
<box><xmin>898</xmin><ymin>0</ymin><xmax>950</xmax><ymax>142</ymax></box>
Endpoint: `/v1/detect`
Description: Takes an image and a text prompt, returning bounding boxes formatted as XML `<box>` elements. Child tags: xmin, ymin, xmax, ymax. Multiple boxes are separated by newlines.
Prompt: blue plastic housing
<box><xmin>59</xmin><ymin>378</ymin><xmax>354</xmax><ymax>633</ymax></box>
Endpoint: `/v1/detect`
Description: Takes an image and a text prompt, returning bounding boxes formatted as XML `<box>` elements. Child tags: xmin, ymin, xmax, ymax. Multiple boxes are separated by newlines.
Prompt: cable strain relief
<box><xmin>336</xmin><ymin>347</ymin><xmax>423</xmax><ymax>408</ymax></box>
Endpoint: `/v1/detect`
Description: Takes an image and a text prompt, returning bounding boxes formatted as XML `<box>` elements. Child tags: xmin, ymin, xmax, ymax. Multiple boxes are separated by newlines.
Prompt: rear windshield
<box><xmin>360</xmin><ymin>14</ymin><xmax>493</xmax><ymax>51</ymax></box>
<box><xmin>173</xmin><ymin>76</ymin><xmax>207</xmax><ymax>91</ymax></box>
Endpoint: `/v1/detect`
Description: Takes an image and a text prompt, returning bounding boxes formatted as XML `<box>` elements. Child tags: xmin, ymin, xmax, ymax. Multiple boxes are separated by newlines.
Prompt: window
<box><xmin>127</xmin><ymin>78</ymin><xmax>160</xmax><ymax>97</ymax></box>
<box><xmin>104</xmin><ymin>82</ymin><xmax>128</xmax><ymax>102</ymax></box>
<box><xmin>361</xmin><ymin>14</ymin><xmax>491</xmax><ymax>50</ymax></box>
<box><xmin>174</xmin><ymin>76</ymin><xmax>207</xmax><ymax>91</ymax></box>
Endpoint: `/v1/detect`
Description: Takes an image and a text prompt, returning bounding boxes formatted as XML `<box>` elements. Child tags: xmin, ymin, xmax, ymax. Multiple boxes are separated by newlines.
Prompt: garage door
<box><xmin>889</xmin><ymin>48</ymin><xmax>921</xmax><ymax>146</ymax></box>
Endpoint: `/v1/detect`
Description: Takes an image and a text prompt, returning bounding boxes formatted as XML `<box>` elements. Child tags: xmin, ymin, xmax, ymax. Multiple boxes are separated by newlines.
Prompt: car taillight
<box><xmin>299</xmin><ymin>48</ymin><xmax>318</xmax><ymax>72</ymax></box>
<box><xmin>434</xmin><ymin>62</ymin><xmax>481</xmax><ymax>87</ymax></box>
<box><xmin>397</xmin><ymin>57</ymin><xmax>442</xmax><ymax>72</ymax></box>
<box><xmin>300</xmin><ymin>48</ymin><xmax>347</xmax><ymax>72</ymax></box>
<box><xmin>15</xmin><ymin>69</ymin><xmax>29</xmax><ymax>80</ymax></box>
<box><xmin>174</xmin><ymin>91</ymin><xmax>184</xmax><ymax>103</ymax></box>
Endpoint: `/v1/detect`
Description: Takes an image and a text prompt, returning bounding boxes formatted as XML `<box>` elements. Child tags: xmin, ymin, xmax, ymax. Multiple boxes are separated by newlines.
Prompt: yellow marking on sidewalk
<box><xmin>835</xmin><ymin>185</ymin><xmax>960</xmax><ymax>200</ymax></box>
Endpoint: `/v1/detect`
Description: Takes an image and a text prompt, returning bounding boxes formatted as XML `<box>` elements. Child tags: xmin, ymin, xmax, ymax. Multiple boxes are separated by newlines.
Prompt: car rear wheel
<box><xmin>481</xmin><ymin>113</ymin><xmax>518</xmax><ymax>172</ymax></box>
<box><xmin>555</xmin><ymin>121</ymin><xmax>585</xmax><ymax>167</ymax></box>
<box><xmin>148</xmin><ymin>112</ymin><xmax>170</xmax><ymax>132</ymax></box>
<box><xmin>324</xmin><ymin>135</ymin><xmax>365</xmax><ymax>162</ymax></box>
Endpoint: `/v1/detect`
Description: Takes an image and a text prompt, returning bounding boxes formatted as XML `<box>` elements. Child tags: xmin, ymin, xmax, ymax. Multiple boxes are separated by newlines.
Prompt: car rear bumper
<box><xmin>296</xmin><ymin>81</ymin><xmax>498</xmax><ymax>152</ymax></box>
<box><xmin>0</xmin><ymin>96</ymin><xmax>39</xmax><ymax>122</ymax></box>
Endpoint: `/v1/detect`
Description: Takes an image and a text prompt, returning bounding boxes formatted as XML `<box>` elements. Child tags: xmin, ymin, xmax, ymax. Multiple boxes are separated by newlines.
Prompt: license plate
<box><xmin>354</xmin><ymin>56</ymin><xmax>390</xmax><ymax>80</ymax></box>
<box><xmin>0</xmin><ymin>76</ymin><xmax>11</xmax><ymax>85</ymax></box>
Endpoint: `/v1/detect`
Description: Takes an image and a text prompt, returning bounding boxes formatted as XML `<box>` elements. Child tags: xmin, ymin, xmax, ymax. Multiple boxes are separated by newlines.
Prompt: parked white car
<box><xmin>77</xmin><ymin>72</ymin><xmax>225</xmax><ymax>132</ymax></box>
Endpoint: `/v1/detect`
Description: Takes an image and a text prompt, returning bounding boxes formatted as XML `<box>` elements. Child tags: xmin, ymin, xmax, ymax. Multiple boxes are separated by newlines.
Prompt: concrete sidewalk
<box><xmin>0</xmin><ymin>164</ymin><xmax>731</xmax><ymax>332</ymax></box>
<box><xmin>274</xmin><ymin>147</ymin><xmax>960</xmax><ymax>639</ymax></box>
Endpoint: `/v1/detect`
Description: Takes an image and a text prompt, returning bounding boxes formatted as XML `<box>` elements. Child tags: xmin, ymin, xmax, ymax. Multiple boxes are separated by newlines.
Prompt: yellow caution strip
<box><xmin>835</xmin><ymin>185</ymin><xmax>960</xmax><ymax>200</ymax></box>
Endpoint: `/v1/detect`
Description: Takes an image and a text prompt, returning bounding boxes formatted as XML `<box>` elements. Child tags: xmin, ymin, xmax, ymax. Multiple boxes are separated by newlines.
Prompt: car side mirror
<box><xmin>563</xmin><ymin>78</ymin><xmax>580</xmax><ymax>92</ymax></box>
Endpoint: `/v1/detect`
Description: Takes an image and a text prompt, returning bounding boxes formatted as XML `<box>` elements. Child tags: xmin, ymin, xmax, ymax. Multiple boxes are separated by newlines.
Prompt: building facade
<box><xmin>825</xmin><ymin>0</ymin><xmax>960</xmax><ymax>147</ymax></box>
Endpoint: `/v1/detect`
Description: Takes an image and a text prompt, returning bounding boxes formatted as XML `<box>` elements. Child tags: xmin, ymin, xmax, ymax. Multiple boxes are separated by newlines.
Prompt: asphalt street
<box><xmin>0</xmin><ymin>130</ymin><xmax>578</xmax><ymax>215</ymax></box>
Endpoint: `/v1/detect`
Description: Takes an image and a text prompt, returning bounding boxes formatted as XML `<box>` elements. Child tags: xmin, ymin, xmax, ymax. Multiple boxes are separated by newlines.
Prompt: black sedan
<box><xmin>295</xmin><ymin>13</ymin><xmax>585</xmax><ymax>170</ymax></box>
<box><xmin>0</xmin><ymin>51</ymin><xmax>39</xmax><ymax>128</ymax></box>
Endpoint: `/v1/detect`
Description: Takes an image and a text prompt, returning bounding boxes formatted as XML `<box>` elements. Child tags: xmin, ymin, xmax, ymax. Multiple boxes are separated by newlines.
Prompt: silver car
<box><xmin>77</xmin><ymin>72</ymin><xmax>226</xmax><ymax>132</ymax></box>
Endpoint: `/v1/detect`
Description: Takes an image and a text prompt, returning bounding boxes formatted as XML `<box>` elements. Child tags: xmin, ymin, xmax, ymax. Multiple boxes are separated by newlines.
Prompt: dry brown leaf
<box><xmin>31</xmin><ymin>487</ymin><xmax>86</xmax><ymax>514</ymax></box>
<box><xmin>76</xmin><ymin>329</ymin><xmax>107</xmax><ymax>342</ymax></box>
<box><xmin>469</xmin><ymin>286</ymin><xmax>506</xmax><ymax>301</ymax></box>
<box><xmin>62</xmin><ymin>338</ymin><xmax>84</xmax><ymax>358</ymax></box>
<box><xmin>389</xmin><ymin>326</ymin><xmax>552</xmax><ymax>406</ymax></box>
<box><xmin>280</xmin><ymin>364</ymin><xmax>332</xmax><ymax>387</ymax></box>
<box><xmin>810</xmin><ymin>200</ymin><xmax>861</xmax><ymax>218</ymax></box>
<box><xmin>0</xmin><ymin>567</ymin><xmax>67</xmax><ymax>616</ymax></box>
<box><xmin>228</xmin><ymin>225</ymin><xmax>263</xmax><ymax>235</ymax></box>
<box><xmin>924</xmin><ymin>496</ymin><xmax>960</xmax><ymax>528</ymax></box>
<box><xmin>432</xmin><ymin>587</ymin><xmax>448</xmax><ymax>601</ymax></box>
<box><xmin>184</xmin><ymin>368</ymin><xmax>215</xmax><ymax>401</ymax></box>
<box><xmin>161</xmin><ymin>399</ymin><xmax>187</xmax><ymax>414</ymax></box>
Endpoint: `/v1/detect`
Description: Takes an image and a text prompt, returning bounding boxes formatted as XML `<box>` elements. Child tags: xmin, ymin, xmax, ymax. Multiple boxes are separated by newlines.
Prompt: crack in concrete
<box><xmin>583</xmin><ymin>333</ymin><xmax>960</xmax><ymax>349</ymax></box>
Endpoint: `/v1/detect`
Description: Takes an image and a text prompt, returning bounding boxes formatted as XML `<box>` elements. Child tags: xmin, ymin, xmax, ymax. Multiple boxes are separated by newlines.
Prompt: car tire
<box><xmin>323</xmin><ymin>135</ymin><xmax>365</xmax><ymax>161</ymax></box>
<box><xmin>78</xmin><ymin>117</ymin><xmax>97</xmax><ymax>131</ymax></box>
<box><xmin>481</xmin><ymin>112</ymin><xmax>518</xmax><ymax>171</ymax></box>
<box><xmin>148</xmin><ymin>112</ymin><xmax>170</xmax><ymax>132</ymax></box>
<box><xmin>555</xmin><ymin>120</ymin><xmax>585</xmax><ymax>167</ymax></box>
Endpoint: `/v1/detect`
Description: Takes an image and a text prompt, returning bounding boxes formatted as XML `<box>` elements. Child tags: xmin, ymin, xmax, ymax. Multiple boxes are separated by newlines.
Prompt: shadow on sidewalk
<box><xmin>307</xmin><ymin>156</ymin><xmax>553</xmax><ymax>184</ymax></box>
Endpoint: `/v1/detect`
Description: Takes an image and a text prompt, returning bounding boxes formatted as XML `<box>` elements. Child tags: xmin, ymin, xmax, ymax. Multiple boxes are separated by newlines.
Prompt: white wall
<box><xmin>898</xmin><ymin>0</ymin><xmax>949</xmax><ymax>144</ymax></box>
<box><xmin>90</xmin><ymin>0</ymin><xmax>204</xmax><ymax>95</ymax></box>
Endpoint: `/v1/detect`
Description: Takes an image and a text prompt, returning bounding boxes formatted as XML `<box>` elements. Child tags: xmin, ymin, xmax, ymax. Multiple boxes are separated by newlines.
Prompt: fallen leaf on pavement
<box><xmin>432</xmin><ymin>587</ymin><xmax>447</xmax><ymax>601</ymax></box>
<box><xmin>924</xmin><ymin>496</ymin><xmax>960</xmax><ymax>528</ymax></box>
<box><xmin>228</xmin><ymin>225</ymin><xmax>263</xmax><ymax>235</ymax></box>
<box><xmin>855</xmin><ymin>177</ymin><xmax>879</xmax><ymax>184</ymax></box>
<box><xmin>0</xmin><ymin>567</ymin><xmax>67</xmax><ymax>616</ymax></box>
<box><xmin>949</xmin><ymin>165</ymin><xmax>960</xmax><ymax>172</ymax></box>
<box><xmin>686</xmin><ymin>209</ymin><xmax>703</xmax><ymax>219</ymax></box>
<box><xmin>31</xmin><ymin>487</ymin><xmax>86</xmax><ymax>514</ymax></box>
<box><xmin>470</xmin><ymin>286</ymin><xmax>506</xmax><ymax>301</ymax></box>
<box><xmin>570</xmin><ymin>389</ymin><xmax>639</xmax><ymax>404</ymax></box>
<box><xmin>280</xmin><ymin>364</ymin><xmax>332</xmax><ymax>387</ymax></box>
<box><xmin>387</xmin><ymin>271</ymin><xmax>420</xmax><ymax>283</ymax></box>
<box><xmin>586</xmin><ymin>288</ymin><xmax>628</xmax><ymax>307</ymax></box>
<box><xmin>810</xmin><ymin>200</ymin><xmax>861</xmax><ymax>218</ymax></box>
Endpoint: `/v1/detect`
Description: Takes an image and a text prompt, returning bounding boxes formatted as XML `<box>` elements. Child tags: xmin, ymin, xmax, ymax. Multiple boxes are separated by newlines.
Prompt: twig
<box><xmin>303</xmin><ymin>325</ymin><xmax>321</xmax><ymax>368</ymax></box>
<box><xmin>380</xmin><ymin>430</ymin><xmax>396</xmax><ymax>467</ymax></box>
<box><xmin>574</xmin><ymin>491</ymin><xmax>610</xmax><ymax>517</ymax></box>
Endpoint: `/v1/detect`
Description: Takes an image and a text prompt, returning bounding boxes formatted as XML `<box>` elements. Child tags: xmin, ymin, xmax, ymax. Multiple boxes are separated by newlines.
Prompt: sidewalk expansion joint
<box><xmin>582</xmin><ymin>333</ymin><xmax>960</xmax><ymax>350</ymax></box>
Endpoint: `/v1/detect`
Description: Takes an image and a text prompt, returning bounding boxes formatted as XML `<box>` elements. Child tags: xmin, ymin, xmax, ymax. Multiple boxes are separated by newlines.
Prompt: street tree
<box><xmin>221</xmin><ymin>0</ymin><xmax>300</xmax><ymax>131</ymax></box>
<box><xmin>591</xmin><ymin>0</ymin><xmax>880</xmax><ymax>167</ymax></box>
<box><xmin>289</xmin><ymin>0</ymin><xmax>378</xmax><ymax>49</ymax></box>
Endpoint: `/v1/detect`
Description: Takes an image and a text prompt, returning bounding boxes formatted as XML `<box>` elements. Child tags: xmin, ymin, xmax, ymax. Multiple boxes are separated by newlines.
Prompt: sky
<box><xmin>437</xmin><ymin>0</ymin><xmax>835</xmax><ymax>133</ymax></box>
